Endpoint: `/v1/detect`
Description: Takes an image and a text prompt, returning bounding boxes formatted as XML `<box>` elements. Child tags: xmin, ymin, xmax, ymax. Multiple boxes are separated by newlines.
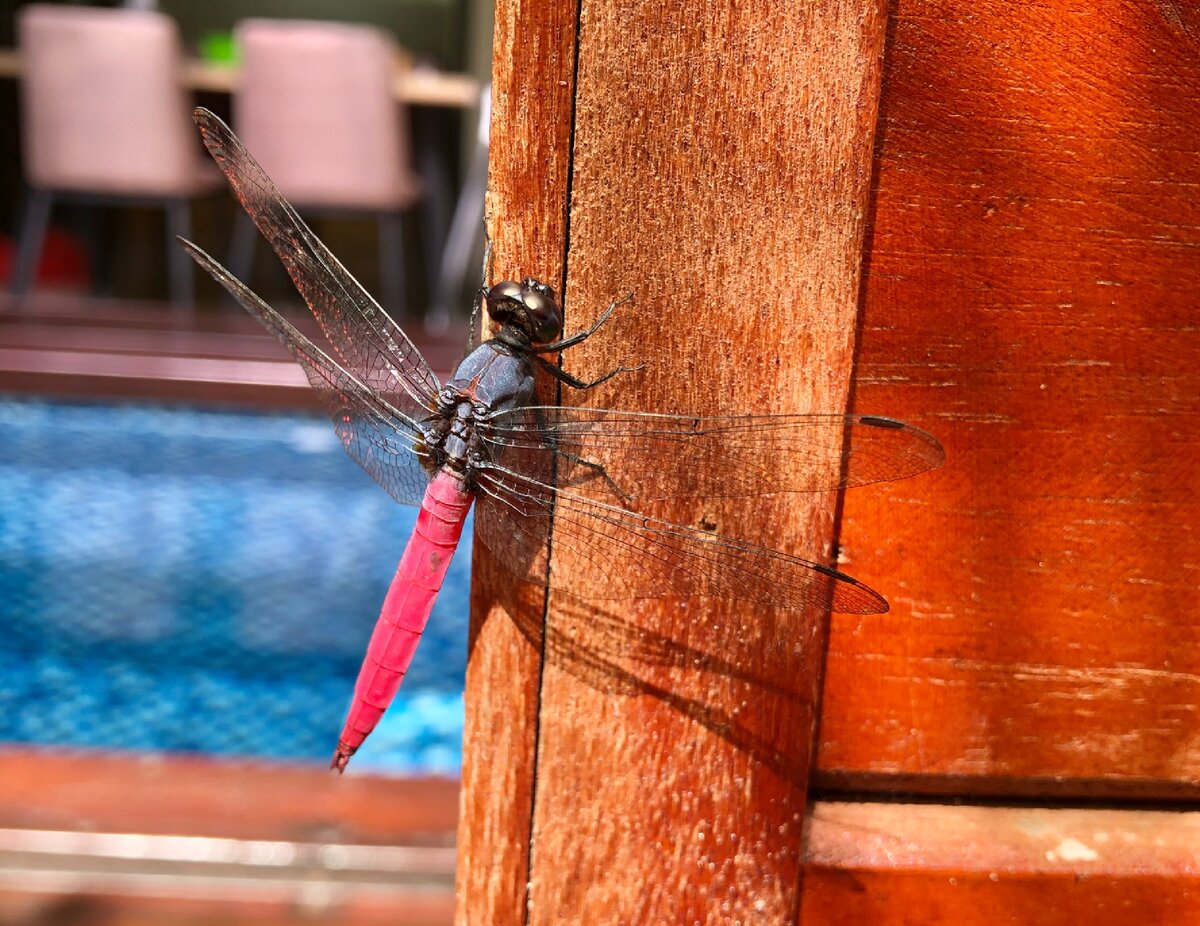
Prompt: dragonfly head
<box><xmin>484</xmin><ymin>278</ymin><xmax>562</xmax><ymax>345</ymax></box>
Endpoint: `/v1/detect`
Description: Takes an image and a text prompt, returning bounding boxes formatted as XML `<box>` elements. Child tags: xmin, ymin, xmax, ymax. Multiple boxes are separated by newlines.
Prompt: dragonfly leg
<box><xmin>535</xmin><ymin>354</ymin><xmax>641</xmax><ymax>391</ymax></box>
<box><xmin>481</xmin><ymin>228</ymin><xmax>493</xmax><ymax>280</ymax></box>
<box><xmin>539</xmin><ymin>291</ymin><xmax>634</xmax><ymax>352</ymax></box>
<box><xmin>467</xmin><ymin>232</ymin><xmax>494</xmax><ymax>351</ymax></box>
<box><xmin>528</xmin><ymin>406</ymin><xmax>632</xmax><ymax>504</ymax></box>
<box><xmin>557</xmin><ymin>450</ymin><xmax>632</xmax><ymax>505</ymax></box>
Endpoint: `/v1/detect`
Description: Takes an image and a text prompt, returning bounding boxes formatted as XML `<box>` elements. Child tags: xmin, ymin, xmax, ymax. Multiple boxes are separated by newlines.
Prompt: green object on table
<box><xmin>199</xmin><ymin>30</ymin><xmax>237</xmax><ymax>65</ymax></box>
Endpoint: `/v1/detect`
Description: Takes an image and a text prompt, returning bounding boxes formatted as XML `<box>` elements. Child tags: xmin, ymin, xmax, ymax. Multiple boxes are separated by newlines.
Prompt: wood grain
<box><xmin>816</xmin><ymin>0</ymin><xmax>1200</xmax><ymax>796</ymax></box>
<box><xmin>7</xmin><ymin>753</ymin><xmax>1199</xmax><ymax>925</ymax></box>
<box><xmin>455</xmin><ymin>0</ymin><xmax>890</xmax><ymax>922</ymax></box>
<box><xmin>801</xmin><ymin>802</ymin><xmax>1200</xmax><ymax>924</ymax></box>
<box><xmin>0</xmin><ymin>751</ymin><xmax>456</xmax><ymax>925</ymax></box>
<box><xmin>0</xmin><ymin>749</ymin><xmax>457</xmax><ymax>845</ymax></box>
<box><xmin>453</xmin><ymin>0</ymin><xmax>580</xmax><ymax>923</ymax></box>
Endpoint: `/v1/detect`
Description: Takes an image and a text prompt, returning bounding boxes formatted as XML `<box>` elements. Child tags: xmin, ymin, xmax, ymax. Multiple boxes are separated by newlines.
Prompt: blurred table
<box><xmin>0</xmin><ymin>48</ymin><xmax>480</xmax><ymax>108</ymax></box>
<box><xmin>0</xmin><ymin>47</ymin><xmax>483</xmax><ymax>312</ymax></box>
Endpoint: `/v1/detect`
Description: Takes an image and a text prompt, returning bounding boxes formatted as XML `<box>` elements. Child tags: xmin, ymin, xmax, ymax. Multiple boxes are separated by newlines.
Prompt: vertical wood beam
<box><xmin>458</xmin><ymin>0</ymin><xmax>888</xmax><ymax>921</ymax></box>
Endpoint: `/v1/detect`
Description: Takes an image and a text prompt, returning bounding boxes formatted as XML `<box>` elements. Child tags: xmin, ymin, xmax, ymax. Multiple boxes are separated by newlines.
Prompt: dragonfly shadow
<box><xmin>487</xmin><ymin>577</ymin><xmax>822</xmax><ymax>785</ymax></box>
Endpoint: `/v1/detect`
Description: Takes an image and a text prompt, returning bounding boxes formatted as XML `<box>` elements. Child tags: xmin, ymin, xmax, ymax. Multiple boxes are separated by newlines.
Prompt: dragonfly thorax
<box><xmin>485</xmin><ymin>278</ymin><xmax>561</xmax><ymax>346</ymax></box>
<box><xmin>429</xmin><ymin>339</ymin><xmax>538</xmax><ymax>481</ymax></box>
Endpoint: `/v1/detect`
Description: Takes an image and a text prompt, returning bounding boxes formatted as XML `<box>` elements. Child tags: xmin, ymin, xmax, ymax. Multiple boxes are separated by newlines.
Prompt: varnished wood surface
<box><xmin>0</xmin><ymin>297</ymin><xmax>467</xmax><ymax>407</ymax></box>
<box><xmin>818</xmin><ymin>0</ymin><xmax>1200</xmax><ymax>796</ymax></box>
<box><xmin>4</xmin><ymin>751</ymin><xmax>1200</xmax><ymax>926</ymax></box>
<box><xmin>0</xmin><ymin>892</ymin><xmax>454</xmax><ymax>926</ymax></box>
<box><xmin>459</xmin><ymin>0</ymin><xmax>889</xmax><ymax>923</ymax></box>
<box><xmin>801</xmin><ymin>802</ymin><xmax>1200</xmax><ymax>923</ymax></box>
<box><xmin>453</xmin><ymin>0</ymin><xmax>581</xmax><ymax>921</ymax></box>
<box><xmin>0</xmin><ymin>749</ymin><xmax>457</xmax><ymax>845</ymax></box>
<box><xmin>0</xmin><ymin>751</ymin><xmax>456</xmax><ymax>925</ymax></box>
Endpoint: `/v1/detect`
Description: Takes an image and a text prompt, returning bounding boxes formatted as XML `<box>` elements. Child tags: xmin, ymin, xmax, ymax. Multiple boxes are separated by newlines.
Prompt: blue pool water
<box><xmin>0</xmin><ymin>397</ymin><xmax>471</xmax><ymax>774</ymax></box>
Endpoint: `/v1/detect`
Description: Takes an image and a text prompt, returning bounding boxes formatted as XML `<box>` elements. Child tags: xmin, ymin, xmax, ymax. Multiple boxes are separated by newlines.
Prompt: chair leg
<box><xmin>378</xmin><ymin>211</ymin><xmax>406</xmax><ymax>318</ymax></box>
<box><xmin>77</xmin><ymin>204</ymin><xmax>107</xmax><ymax>297</ymax></box>
<box><xmin>228</xmin><ymin>212</ymin><xmax>257</xmax><ymax>290</ymax></box>
<box><xmin>428</xmin><ymin>136</ymin><xmax>489</xmax><ymax>332</ymax></box>
<box><xmin>165</xmin><ymin>198</ymin><xmax>194</xmax><ymax>311</ymax></box>
<box><xmin>11</xmin><ymin>187</ymin><xmax>53</xmax><ymax>300</ymax></box>
<box><xmin>415</xmin><ymin>118</ymin><xmax>449</xmax><ymax>301</ymax></box>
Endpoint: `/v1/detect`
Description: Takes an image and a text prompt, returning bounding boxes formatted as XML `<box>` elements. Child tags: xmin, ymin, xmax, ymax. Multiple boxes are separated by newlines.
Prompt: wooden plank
<box><xmin>0</xmin><ymin>749</ymin><xmax>457</xmax><ymax>846</ymax></box>
<box><xmin>456</xmin><ymin>0</ymin><xmax>890</xmax><ymax>922</ymax></box>
<box><xmin>0</xmin><ymin>892</ymin><xmax>453</xmax><ymax>926</ymax></box>
<box><xmin>0</xmin><ymin>752</ymin><xmax>458</xmax><ymax>925</ymax></box>
<box><xmin>453</xmin><ymin>0</ymin><xmax>581</xmax><ymax>922</ymax></box>
<box><xmin>817</xmin><ymin>0</ymin><xmax>1200</xmax><ymax>794</ymax></box>
<box><xmin>0</xmin><ymin>299</ymin><xmax>468</xmax><ymax>406</ymax></box>
<box><xmin>802</xmin><ymin>802</ymin><xmax>1200</xmax><ymax>924</ymax></box>
<box><xmin>0</xmin><ymin>346</ymin><xmax>311</xmax><ymax>398</ymax></box>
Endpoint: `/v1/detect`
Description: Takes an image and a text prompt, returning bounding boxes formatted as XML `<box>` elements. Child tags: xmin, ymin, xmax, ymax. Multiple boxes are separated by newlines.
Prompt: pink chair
<box><xmin>12</xmin><ymin>4</ymin><xmax>217</xmax><ymax>308</ymax></box>
<box><xmin>231</xmin><ymin>19</ymin><xmax>422</xmax><ymax>317</ymax></box>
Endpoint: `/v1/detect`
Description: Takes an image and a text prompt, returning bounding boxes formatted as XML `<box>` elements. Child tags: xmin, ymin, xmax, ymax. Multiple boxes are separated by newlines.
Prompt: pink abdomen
<box><xmin>332</xmin><ymin>469</ymin><xmax>473</xmax><ymax>772</ymax></box>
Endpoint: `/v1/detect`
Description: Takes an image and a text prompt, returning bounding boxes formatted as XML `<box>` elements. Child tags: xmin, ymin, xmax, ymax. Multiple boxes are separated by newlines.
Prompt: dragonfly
<box><xmin>180</xmin><ymin>108</ymin><xmax>943</xmax><ymax>772</ymax></box>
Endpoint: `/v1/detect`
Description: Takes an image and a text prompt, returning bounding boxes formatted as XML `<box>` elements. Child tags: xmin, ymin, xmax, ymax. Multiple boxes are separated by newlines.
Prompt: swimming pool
<box><xmin>0</xmin><ymin>397</ymin><xmax>471</xmax><ymax>774</ymax></box>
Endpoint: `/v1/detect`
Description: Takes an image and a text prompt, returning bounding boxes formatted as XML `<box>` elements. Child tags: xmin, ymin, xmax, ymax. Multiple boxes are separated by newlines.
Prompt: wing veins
<box><xmin>474</xmin><ymin>462</ymin><xmax>886</xmax><ymax>613</ymax></box>
<box><xmin>193</xmin><ymin>108</ymin><xmax>441</xmax><ymax>414</ymax></box>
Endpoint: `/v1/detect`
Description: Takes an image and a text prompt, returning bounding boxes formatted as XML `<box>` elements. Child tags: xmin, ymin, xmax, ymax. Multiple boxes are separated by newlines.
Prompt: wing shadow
<box><xmin>476</xmin><ymin>558</ymin><xmax>827</xmax><ymax>785</ymax></box>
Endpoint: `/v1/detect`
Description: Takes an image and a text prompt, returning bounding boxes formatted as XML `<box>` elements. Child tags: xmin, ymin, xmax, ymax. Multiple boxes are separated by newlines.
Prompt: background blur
<box><xmin>0</xmin><ymin>1</ymin><xmax>492</xmax><ymax>922</ymax></box>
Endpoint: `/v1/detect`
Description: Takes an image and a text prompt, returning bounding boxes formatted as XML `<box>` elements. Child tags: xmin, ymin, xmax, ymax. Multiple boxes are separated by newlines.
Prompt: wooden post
<box><xmin>457</xmin><ymin>0</ymin><xmax>888</xmax><ymax>922</ymax></box>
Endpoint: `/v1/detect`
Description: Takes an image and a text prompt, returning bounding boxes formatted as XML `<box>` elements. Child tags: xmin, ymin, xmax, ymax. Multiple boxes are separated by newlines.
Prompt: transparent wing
<box><xmin>192</xmin><ymin>107</ymin><xmax>442</xmax><ymax>416</ymax></box>
<box><xmin>473</xmin><ymin>457</ymin><xmax>887</xmax><ymax>615</ymax></box>
<box><xmin>480</xmin><ymin>407</ymin><xmax>944</xmax><ymax>502</ymax></box>
<box><xmin>181</xmin><ymin>240</ymin><xmax>434</xmax><ymax>507</ymax></box>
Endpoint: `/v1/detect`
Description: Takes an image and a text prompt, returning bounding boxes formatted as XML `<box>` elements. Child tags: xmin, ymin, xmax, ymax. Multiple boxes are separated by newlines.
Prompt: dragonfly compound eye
<box><xmin>518</xmin><ymin>278</ymin><xmax>562</xmax><ymax>344</ymax></box>
<box><xmin>484</xmin><ymin>279</ymin><xmax>561</xmax><ymax>343</ymax></box>
<box><xmin>484</xmin><ymin>280</ymin><xmax>523</xmax><ymax>324</ymax></box>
